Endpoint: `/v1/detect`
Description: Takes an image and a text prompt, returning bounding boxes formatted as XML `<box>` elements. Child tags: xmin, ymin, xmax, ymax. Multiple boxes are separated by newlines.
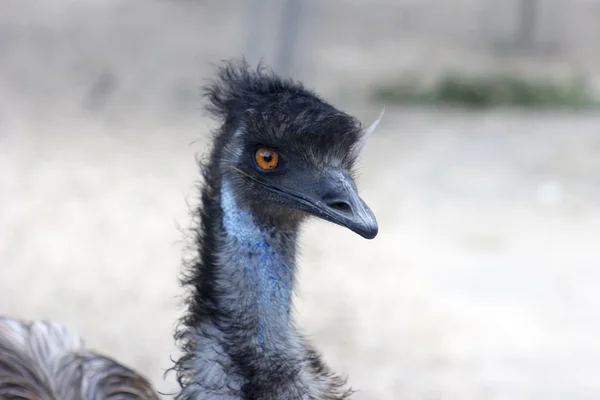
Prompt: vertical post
<box><xmin>275</xmin><ymin>0</ymin><xmax>304</xmax><ymax>78</ymax></box>
<box><xmin>244</xmin><ymin>0</ymin><xmax>314</xmax><ymax>79</ymax></box>
<box><xmin>516</xmin><ymin>0</ymin><xmax>539</xmax><ymax>50</ymax></box>
<box><xmin>244</xmin><ymin>0</ymin><xmax>270</xmax><ymax>67</ymax></box>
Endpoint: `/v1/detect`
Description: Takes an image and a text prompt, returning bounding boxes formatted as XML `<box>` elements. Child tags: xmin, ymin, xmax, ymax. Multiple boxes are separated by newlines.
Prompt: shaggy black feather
<box><xmin>172</xmin><ymin>60</ymin><xmax>367</xmax><ymax>399</ymax></box>
<box><xmin>202</xmin><ymin>59</ymin><xmax>363</xmax><ymax>171</ymax></box>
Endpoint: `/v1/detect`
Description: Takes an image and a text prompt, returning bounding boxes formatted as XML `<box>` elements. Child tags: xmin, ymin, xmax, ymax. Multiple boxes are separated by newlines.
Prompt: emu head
<box><xmin>206</xmin><ymin>61</ymin><xmax>380</xmax><ymax>239</ymax></box>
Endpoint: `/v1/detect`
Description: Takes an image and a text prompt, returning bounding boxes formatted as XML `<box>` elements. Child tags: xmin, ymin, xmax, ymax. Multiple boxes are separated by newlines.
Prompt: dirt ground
<box><xmin>1</xmin><ymin>1</ymin><xmax>600</xmax><ymax>399</ymax></box>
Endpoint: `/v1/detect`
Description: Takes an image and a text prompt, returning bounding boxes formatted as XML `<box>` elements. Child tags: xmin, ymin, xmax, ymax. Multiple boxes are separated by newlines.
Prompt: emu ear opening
<box><xmin>351</xmin><ymin>108</ymin><xmax>384</xmax><ymax>160</ymax></box>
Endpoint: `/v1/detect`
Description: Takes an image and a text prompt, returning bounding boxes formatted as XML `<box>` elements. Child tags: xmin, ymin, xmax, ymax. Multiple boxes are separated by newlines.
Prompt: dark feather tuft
<box><xmin>202</xmin><ymin>59</ymin><xmax>311</xmax><ymax>123</ymax></box>
<box><xmin>171</xmin><ymin>60</ymin><xmax>360</xmax><ymax>399</ymax></box>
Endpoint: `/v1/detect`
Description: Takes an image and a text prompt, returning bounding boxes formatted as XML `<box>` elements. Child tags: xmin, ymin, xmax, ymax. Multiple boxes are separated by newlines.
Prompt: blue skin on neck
<box><xmin>220</xmin><ymin>180</ymin><xmax>294</xmax><ymax>342</ymax></box>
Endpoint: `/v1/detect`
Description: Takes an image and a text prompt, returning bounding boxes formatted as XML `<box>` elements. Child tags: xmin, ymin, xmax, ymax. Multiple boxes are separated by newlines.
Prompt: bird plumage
<box><xmin>0</xmin><ymin>59</ymin><xmax>379</xmax><ymax>400</ymax></box>
<box><xmin>0</xmin><ymin>317</ymin><xmax>159</xmax><ymax>399</ymax></box>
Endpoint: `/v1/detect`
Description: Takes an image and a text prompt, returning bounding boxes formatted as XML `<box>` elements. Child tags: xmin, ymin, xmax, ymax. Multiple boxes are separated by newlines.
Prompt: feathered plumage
<box><xmin>0</xmin><ymin>59</ymin><xmax>379</xmax><ymax>400</ymax></box>
<box><xmin>173</xmin><ymin>60</ymin><xmax>377</xmax><ymax>399</ymax></box>
<box><xmin>0</xmin><ymin>317</ymin><xmax>159</xmax><ymax>399</ymax></box>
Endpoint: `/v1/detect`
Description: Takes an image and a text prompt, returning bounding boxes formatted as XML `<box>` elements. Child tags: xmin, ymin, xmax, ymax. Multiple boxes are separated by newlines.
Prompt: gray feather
<box><xmin>0</xmin><ymin>317</ymin><xmax>159</xmax><ymax>400</ymax></box>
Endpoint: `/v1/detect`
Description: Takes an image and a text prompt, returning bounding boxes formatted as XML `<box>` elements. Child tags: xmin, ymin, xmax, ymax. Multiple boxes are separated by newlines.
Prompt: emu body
<box><xmin>0</xmin><ymin>317</ymin><xmax>158</xmax><ymax>399</ymax></box>
<box><xmin>0</xmin><ymin>60</ymin><xmax>380</xmax><ymax>400</ymax></box>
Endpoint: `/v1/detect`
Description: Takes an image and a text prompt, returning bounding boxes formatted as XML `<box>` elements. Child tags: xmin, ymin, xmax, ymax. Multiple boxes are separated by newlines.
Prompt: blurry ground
<box><xmin>1</xmin><ymin>1</ymin><xmax>600</xmax><ymax>399</ymax></box>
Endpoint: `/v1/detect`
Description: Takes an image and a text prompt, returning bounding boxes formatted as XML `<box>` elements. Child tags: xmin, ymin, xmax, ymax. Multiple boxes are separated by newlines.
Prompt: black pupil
<box><xmin>262</xmin><ymin>152</ymin><xmax>272</xmax><ymax>162</ymax></box>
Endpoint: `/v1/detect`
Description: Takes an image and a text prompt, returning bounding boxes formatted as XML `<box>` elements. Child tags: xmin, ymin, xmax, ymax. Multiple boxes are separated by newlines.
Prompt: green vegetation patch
<box><xmin>373</xmin><ymin>72</ymin><xmax>600</xmax><ymax>110</ymax></box>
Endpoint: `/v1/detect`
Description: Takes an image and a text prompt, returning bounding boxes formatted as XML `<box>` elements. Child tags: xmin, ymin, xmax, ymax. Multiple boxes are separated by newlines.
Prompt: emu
<box><xmin>0</xmin><ymin>60</ymin><xmax>381</xmax><ymax>400</ymax></box>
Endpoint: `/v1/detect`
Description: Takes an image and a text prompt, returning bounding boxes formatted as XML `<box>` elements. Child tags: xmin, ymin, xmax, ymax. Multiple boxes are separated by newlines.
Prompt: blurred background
<box><xmin>1</xmin><ymin>0</ymin><xmax>599</xmax><ymax>398</ymax></box>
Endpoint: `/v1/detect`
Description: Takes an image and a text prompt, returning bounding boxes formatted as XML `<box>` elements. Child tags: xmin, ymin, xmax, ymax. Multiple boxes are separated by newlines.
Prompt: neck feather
<box><xmin>174</xmin><ymin>144</ymin><xmax>351</xmax><ymax>399</ymax></box>
<box><xmin>174</xmin><ymin>162</ymin><xmax>306</xmax><ymax>398</ymax></box>
<box><xmin>218</xmin><ymin>179</ymin><xmax>297</xmax><ymax>342</ymax></box>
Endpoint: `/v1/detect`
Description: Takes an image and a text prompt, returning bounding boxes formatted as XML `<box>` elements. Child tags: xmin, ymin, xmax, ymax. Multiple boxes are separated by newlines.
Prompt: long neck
<box><xmin>175</xmin><ymin>164</ymin><xmax>307</xmax><ymax>398</ymax></box>
<box><xmin>217</xmin><ymin>179</ymin><xmax>298</xmax><ymax>345</ymax></box>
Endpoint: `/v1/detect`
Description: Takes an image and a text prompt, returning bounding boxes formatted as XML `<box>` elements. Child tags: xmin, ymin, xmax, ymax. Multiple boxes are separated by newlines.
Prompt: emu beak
<box><xmin>305</xmin><ymin>168</ymin><xmax>378</xmax><ymax>239</ymax></box>
<box><xmin>235</xmin><ymin>165</ymin><xmax>378</xmax><ymax>239</ymax></box>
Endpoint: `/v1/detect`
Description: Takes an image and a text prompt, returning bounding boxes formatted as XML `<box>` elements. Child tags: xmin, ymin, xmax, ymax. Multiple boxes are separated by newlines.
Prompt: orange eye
<box><xmin>255</xmin><ymin>148</ymin><xmax>279</xmax><ymax>170</ymax></box>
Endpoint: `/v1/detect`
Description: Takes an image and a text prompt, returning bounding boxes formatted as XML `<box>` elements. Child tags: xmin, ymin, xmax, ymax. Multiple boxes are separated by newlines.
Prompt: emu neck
<box><xmin>218</xmin><ymin>179</ymin><xmax>297</xmax><ymax>346</ymax></box>
<box><xmin>178</xmin><ymin>169</ymin><xmax>349</xmax><ymax>399</ymax></box>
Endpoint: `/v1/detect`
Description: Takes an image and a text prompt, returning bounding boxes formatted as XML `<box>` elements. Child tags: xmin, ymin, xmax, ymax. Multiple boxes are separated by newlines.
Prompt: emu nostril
<box><xmin>328</xmin><ymin>201</ymin><xmax>352</xmax><ymax>213</ymax></box>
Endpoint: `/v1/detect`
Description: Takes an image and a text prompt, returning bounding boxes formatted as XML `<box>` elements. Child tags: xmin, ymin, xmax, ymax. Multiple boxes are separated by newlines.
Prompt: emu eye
<box><xmin>255</xmin><ymin>148</ymin><xmax>279</xmax><ymax>170</ymax></box>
